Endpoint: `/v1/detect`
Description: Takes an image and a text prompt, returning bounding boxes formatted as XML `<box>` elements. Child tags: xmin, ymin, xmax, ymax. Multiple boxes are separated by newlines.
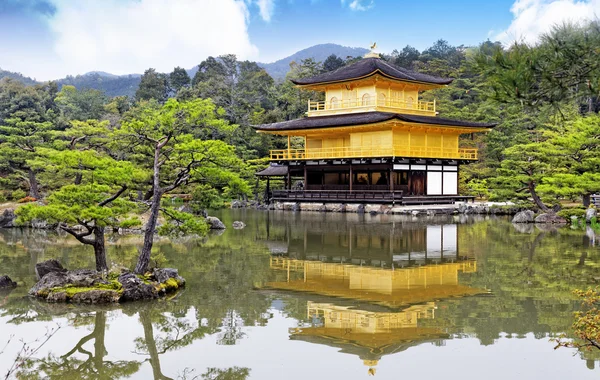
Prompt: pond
<box><xmin>0</xmin><ymin>210</ymin><xmax>600</xmax><ymax>379</ymax></box>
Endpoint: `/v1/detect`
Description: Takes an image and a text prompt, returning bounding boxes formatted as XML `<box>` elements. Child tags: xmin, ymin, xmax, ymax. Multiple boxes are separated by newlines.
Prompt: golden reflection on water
<box><xmin>263</xmin><ymin>257</ymin><xmax>487</xmax><ymax>375</ymax></box>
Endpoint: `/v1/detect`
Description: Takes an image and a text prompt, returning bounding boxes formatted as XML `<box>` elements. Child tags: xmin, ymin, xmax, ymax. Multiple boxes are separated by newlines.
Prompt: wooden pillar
<box><xmin>303</xmin><ymin>165</ymin><xmax>307</xmax><ymax>190</ymax></box>
<box><xmin>349</xmin><ymin>164</ymin><xmax>353</xmax><ymax>192</ymax></box>
<box><xmin>287</xmin><ymin>135</ymin><xmax>291</xmax><ymax>159</ymax></box>
<box><xmin>389</xmin><ymin>167</ymin><xmax>394</xmax><ymax>193</ymax></box>
<box><xmin>286</xmin><ymin>171</ymin><xmax>291</xmax><ymax>190</ymax></box>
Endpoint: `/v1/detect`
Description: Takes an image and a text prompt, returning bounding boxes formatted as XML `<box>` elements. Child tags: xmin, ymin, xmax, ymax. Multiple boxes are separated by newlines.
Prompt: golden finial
<box><xmin>364</xmin><ymin>42</ymin><xmax>380</xmax><ymax>59</ymax></box>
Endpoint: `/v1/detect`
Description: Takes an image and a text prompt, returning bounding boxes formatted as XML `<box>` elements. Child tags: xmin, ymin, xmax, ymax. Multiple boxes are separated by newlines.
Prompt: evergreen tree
<box><xmin>169</xmin><ymin>66</ymin><xmax>191</xmax><ymax>92</ymax></box>
<box><xmin>135</xmin><ymin>68</ymin><xmax>169</xmax><ymax>103</ymax></box>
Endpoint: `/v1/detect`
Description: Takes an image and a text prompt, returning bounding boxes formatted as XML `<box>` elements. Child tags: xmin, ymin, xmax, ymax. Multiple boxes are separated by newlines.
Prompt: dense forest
<box><xmin>1</xmin><ymin>21</ymin><xmax>600</xmax><ymax>264</ymax></box>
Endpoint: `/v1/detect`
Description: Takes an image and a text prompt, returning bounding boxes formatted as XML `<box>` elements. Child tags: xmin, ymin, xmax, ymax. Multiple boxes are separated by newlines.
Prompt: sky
<box><xmin>0</xmin><ymin>0</ymin><xmax>599</xmax><ymax>80</ymax></box>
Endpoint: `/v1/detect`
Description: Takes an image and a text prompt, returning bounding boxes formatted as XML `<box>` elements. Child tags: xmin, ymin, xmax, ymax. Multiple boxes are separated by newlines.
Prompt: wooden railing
<box><xmin>272</xmin><ymin>190</ymin><xmax>404</xmax><ymax>202</ymax></box>
<box><xmin>270</xmin><ymin>146</ymin><xmax>478</xmax><ymax>160</ymax></box>
<box><xmin>308</xmin><ymin>96</ymin><xmax>436</xmax><ymax>116</ymax></box>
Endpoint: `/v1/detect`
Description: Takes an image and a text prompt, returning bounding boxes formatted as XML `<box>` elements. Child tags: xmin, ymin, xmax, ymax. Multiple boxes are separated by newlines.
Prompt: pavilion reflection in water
<box><xmin>260</xmin><ymin>220</ymin><xmax>486</xmax><ymax>375</ymax></box>
<box><xmin>260</xmin><ymin>213</ymin><xmax>467</xmax><ymax>268</ymax></box>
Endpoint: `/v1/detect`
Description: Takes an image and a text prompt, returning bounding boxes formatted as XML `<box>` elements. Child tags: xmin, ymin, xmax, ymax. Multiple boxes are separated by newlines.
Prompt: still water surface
<box><xmin>1</xmin><ymin>210</ymin><xmax>600</xmax><ymax>379</ymax></box>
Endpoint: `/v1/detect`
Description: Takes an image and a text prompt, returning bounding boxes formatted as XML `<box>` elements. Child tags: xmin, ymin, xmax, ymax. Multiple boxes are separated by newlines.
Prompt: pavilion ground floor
<box><xmin>258</xmin><ymin>158</ymin><xmax>475</xmax><ymax>205</ymax></box>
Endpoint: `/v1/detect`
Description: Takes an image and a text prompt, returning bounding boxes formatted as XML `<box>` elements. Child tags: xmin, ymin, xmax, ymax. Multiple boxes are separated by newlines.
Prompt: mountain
<box><xmin>259</xmin><ymin>43</ymin><xmax>369</xmax><ymax>80</ymax></box>
<box><xmin>0</xmin><ymin>43</ymin><xmax>368</xmax><ymax>97</ymax></box>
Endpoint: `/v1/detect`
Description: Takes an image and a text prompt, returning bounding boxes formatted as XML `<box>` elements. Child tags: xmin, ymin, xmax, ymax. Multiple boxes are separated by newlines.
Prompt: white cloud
<box><xmin>341</xmin><ymin>0</ymin><xmax>374</xmax><ymax>11</ymax></box>
<box><xmin>495</xmin><ymin>0</ymin><xmax>600</xmax><ymax>45</ymax></box>
<box><xmin>16</xmin><ymin>0</ymin><xmax>259</xmax><ymax>80</ymax></box>
<box><xmin>256</xmin><ymin>0</ymin><xmax>275</xmax><ymax>22</ymax></box>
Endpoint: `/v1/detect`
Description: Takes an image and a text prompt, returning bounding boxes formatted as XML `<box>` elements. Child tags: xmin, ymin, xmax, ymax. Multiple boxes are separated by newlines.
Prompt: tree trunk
<box><xmin>28</xmin><ymin>169</ymin><xmax>40</xmax><ymax>199</ymax></box>
<box><xmin>583</xmin><ymin>193</ymin><xmax>591</xmax><ymax>208</ymax></box>
<box><xmin>528</xmin><ymin>181</ymin><xmax>550</xmax><ymax>212</ymax></box>
<box><xmin>135</xmin><ymin>145</ymin><xmax>162</xmax><ymax>275</ymax></box>
<box><xmin>93</xmin><ymin>226</ymin><xmax>108</xmax><ymax>272</ymax></box>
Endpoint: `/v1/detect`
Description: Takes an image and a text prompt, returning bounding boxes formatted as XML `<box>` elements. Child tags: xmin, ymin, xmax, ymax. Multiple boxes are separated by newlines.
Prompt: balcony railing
<box><xmin>308</xmin><ymin>95</ymin><xmax>436</xmax><ymax>116</ymax></box>
<box><xmin>269</xmin><ymin>146</ymin><xmax>478</xmax><ymax>161</ymax></box>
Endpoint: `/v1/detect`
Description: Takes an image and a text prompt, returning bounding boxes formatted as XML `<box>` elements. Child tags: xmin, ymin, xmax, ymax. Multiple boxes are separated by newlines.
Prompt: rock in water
<box><xmin>29</xmin><ymin>269</ymin><xmax>106</xmax><ymax>297</ymax></box>
<box><xmin>535</xmin><ymin>213</ymin><xmax>567</xmax><ymax>224</ymax></box>
<box><xmin>118</xmin><ymin>273</ymin><xmax>158</xmax><ymax>302</ymax></box>
<box><xmin>35</xmin><ymin>259</ymin><xmax>67</xmax><ymax>280</ymax></box>
<box><xmin>153</xmin><ymin>268</ymin><xmax>185</xmax><ymax>285</ymax></box>
<box><xmin>0</xmin><ymin>275</ymin><xmax>16</xmax><ymax>289</ymax></box>
<box><xmin>0</xmin><ymin>209</ymin><xmax>16</xmax><ymax>228</ymax></box>
<box><xmin>586</xmin><ymin>208</ymin><xmax>597</xmax><ymax>223</ymax></box>
<box><xmin>206</xmin><ymin>216</ymin><xmax>226</xmax><ymax>230</ymax></box>
<box><xmin>512</xmin><ymin>210</ymin><xmax>535</xmax><ymax>223</ymax></box>
<box><xmin>72</xmin><ymin>290</ymin><xmax>121</xmax><ymax>304</ymax></box>
<box><xmin>232</xmin><ymin>221</ymin><xmax>246</xmax><ymax>229</ymax></box>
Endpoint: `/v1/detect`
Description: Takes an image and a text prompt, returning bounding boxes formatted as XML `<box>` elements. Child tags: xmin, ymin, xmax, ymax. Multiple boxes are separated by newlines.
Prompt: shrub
<box><xmin>10</xmin><ymin>189</ymin><xmax>26</xmax><ymax>201</ymax></box>
<box><xmin>119</xmin><ymin>217</ymin><xmax>142</xmax><ymax>229</ymax></box>
<box><xmin>557</xmin><ymin>207</ymin><xmax>586</xmax><ymax>220</ymax></box>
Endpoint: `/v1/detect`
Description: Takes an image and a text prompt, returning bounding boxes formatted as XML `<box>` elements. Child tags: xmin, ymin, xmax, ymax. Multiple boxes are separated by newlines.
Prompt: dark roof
<box><xmin>256</xmin><ymin>165</ymin><xmax>288</xmax><ymax>176</ymax></box>
<box><xmin>254</xmin><ymin>112</ymin><xmax>496</xmax><ymax>132</ymax></box>
<box><xmin>291</xmin><ymin>58</ymin><xmax>453</xmax><ymax>86</ymax></box>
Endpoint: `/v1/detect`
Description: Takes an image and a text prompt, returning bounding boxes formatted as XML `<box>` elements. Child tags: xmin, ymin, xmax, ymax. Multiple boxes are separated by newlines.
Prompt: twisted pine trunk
<box><xmin>28</xmin><ymin>169</ymin><xmax>40</xmax><ymax>199</ymax></box>
<box><xmin>93</xmin><ymin>227</ymin><xmax>107</xmax><ymax>273</ymax></box>
<box><xmin>135</xmin><ymin>144</ymin><xmax>162</xmax><ymax>275</ymax></box>
<box><xmin>528</xmin><ymin>181</ymin><xmax>550</xmax><ymax>213</ymax></box>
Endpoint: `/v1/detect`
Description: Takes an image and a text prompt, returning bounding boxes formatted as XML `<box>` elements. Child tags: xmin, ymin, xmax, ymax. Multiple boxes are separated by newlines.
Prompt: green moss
<box><xmin>48</xmin><ymin>280</ymin><xmax>123</xmax><ymax>299</ymax></box>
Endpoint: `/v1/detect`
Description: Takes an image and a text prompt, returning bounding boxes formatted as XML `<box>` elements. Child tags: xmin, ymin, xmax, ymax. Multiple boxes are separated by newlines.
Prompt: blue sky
<box><xmin>0</xmin><ymin>0</ymin><xmax>597</xmax><ymax>80</ymax></box>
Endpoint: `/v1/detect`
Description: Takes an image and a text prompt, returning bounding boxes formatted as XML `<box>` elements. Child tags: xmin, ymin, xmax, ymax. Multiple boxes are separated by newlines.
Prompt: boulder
<box><xmin>0</xmin><ymin>209</ymin><xmax>16</xmax><ymax>228</ymax></box>
<box><xmin>31</xmin><ymin>219</ymin><xmax>48</xmax><ymax>229</ymax></box>
<box><xmin>325</xmin><ymin>203</ymin><xmax>345</xmax><ymax>213</ymax></box>
<box><xmin>365</xmin><ymin>205</ymin><xmax>381</xmax><ymax>214</ymax></box>
<box><xmin>118</xmin><ymin>273</ymin><xmax>158</xmax><ymax>302</ymax></box>
<box><xmin>232</xmin><ymin>221</ymin><xmax>246</xmax><ymax>229</ymax></box>
<box><xmin>72</xmin><ymin>290</ymin><xmax>120</xmax><ymax>304</ymax></box>
<box><xmin>0</xmin><ymin>275</ymin><xmax>17</xmax><ymax>289</ymax></box>
<box><xmin>152</xmin><ymin>268</ymin><xmax>186</xmax><ymax>287</ymax></box>
<box><xmin>35</xmin><ymin>259</ymin><xmax>67</xmax><ymax>281</ymax></box>
<box><xmin>411</xmin><ymin>210</ymin><xmax>420</xmax><ymax>217</ymax></box>
<box><xmin>586</xmin><ymin>208</ymin><xmax>597</xmax><ymax>223</ymax></box>
<box><xmin>46</xmin><ymin>291</ymin><xmax>67</xmax><ymax>303</ymax></box>
<box><xmin>177</xmin><ymin>204</ymin><xmax>194</xmax><ymax>214</ymax></box>
<box><xmin>457</xmin><ymin>204</ymin><xmax>468</xmax><ymax>214</ymax></box>
<box><xmin>29</xmin><ymin>271</ymin><xmax>69</xmax><ymax>296</ymax></box>
<box><xmin>535</xmin><ymin>213</ymin><xmax>567</xmax><ymax>224</ymax></box>
<box><xmin>205</xmin><ymin>216</ymin><xmax>226</xmax><ymax>230</ymax></box>
<box><xmin>29</xmin><ymin>269</ymin><xmax>105</xmax><ymax>297</ymax></box>
<box><xmin>512</xmin><ymin>210</ymin><xmax>535</xmax><ymax>223</ymax></box>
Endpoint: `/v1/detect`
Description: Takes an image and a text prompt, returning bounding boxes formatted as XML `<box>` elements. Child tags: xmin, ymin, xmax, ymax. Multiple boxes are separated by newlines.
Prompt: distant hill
<box><xmin>57</xmin><ymin>72</ymin><xmax>142</xmax><ymax>98</ymax></box>
<box><xmin>0</xmin><ymin>69</ymin><xmax>38</xmax><ymax>86</ymax></box>
<box><xmin>259</xmin><ymin>43</ymin><xmax>369</xmax><ymax>80</ymax></box>
<box><xmin>0</xmin><ymin>43</ymin><xmax>368</xmax><ymax>96</ymax></box>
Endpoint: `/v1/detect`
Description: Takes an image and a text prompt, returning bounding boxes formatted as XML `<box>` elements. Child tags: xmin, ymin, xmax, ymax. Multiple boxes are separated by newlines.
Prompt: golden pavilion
<box><xmin>254</xmin><ymin>48</ymin><xmax>494</xmax><ymax>204</ymax></box>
